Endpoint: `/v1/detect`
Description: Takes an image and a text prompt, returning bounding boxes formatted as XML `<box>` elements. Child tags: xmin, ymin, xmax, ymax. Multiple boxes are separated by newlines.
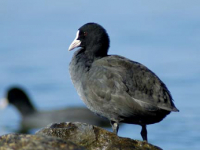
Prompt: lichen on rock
<box><xmin>0</xmin><ymin>122</ymin><xmax>162</xmax><ymax>150</ymax></box>
<box><xmin>0</xmin><ymin>133</ymin><xmax>85</xmax><ymax>150</ymax></box>
<box><xmin>36</xmin><ymin>122</ymin><xmax>163</xmax><ymax>150</ymax></box>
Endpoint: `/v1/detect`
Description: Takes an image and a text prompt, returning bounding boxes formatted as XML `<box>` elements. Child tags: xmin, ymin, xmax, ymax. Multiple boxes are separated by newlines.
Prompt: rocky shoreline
<box><xmin>0</xmin><ymin>122</ymin><xmax>162</xmax><ymax>150</ymax></box>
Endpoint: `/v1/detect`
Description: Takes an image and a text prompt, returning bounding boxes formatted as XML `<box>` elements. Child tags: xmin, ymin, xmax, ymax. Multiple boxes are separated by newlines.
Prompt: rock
<box><xmin>0</xmin><ymin>134</ymin><xmax>85</xmax><ymax>150</ymax></box>
<box><xmin>0</xmin><ymin>122</ymin><xmax>162</xmax><ymax>150</ymax></box>
<box><xmin>36</xmin><ymin>122</ymin><xmax>162</xmax><ymax>150</ymax></box>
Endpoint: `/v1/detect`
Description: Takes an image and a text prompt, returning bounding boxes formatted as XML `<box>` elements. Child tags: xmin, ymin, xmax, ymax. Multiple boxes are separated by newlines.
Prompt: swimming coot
<box><xmin>0</xmin><ymin>86</ymin><xmax>109</xmax><ymax>132</ymax></box>
<box><xmin>68</xmin><ymin>23</ymin><xmax>179</xmax><ymax>142</ymax></box>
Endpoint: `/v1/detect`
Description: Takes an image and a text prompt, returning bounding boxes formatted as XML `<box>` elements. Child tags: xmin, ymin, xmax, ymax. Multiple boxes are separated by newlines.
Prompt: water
<box><xmin>0</xmin><ymin>1</ymin><xmax>200</xmax><ymax>149</ymax></box>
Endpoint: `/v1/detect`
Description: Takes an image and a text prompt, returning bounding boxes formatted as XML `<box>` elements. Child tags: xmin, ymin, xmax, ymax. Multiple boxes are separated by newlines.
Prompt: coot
<box><xmin>69</xmin><ymin>23</ymin><xmax>179</xmax><ymax>142</ymax></box>
<box><xmin>0</xmin><ymin>86</ymin><xmax>109</xmax><ymax>132</ymax></box>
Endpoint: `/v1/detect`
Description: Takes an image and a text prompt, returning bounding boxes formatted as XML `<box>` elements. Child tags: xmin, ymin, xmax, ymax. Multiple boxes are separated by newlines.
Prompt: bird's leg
<box><xmin>141</xmin><ymin>125</ymin><xmax>148</xmax><ymax>142</ymax></box>
<box><xmin>110</xmin><ymin>121</ymin><xmax>119</xmax><ymax>135</ymax></box>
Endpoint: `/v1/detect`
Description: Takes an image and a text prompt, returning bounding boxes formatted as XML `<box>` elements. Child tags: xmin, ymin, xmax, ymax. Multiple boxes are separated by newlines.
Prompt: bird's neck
<box><xmin>75</xmin><ymin>47</ymin><xmax>107</xmax><ymax>69</ymax></box>
<box><xmin>15</xmin><ymin>99</ymin><xmax>36</xmax><ymax>117</ymax></box>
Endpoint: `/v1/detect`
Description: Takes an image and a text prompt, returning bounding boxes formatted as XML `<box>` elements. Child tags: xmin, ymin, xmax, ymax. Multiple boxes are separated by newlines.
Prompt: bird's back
<box><xmin>93</xmin><ymin>55</ymin><xmax>178</xmax><ymax>110</ymax></box>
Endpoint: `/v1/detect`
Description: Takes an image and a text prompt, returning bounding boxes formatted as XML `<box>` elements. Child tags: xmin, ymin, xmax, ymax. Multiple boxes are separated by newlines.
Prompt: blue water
<box><xmin>0</xmin><ymin>1</ymin><xmax>200</xmax><ymax>149</ymax></box>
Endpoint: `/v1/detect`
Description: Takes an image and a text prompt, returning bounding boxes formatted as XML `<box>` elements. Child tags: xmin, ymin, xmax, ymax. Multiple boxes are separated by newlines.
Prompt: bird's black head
<box><xmin>7</xmin><ymin>88</ymin><xmax>29</xmax><ymax>104</ymax></box>
<box><xmin>68</xmin><ymin>23</ymin><xmax>110</xmax><ymax>57</ymax></box>
<box><xmin>6</xmin><ymin>87</ymin><xmax>36</xmax><ymax>116</ymax></box>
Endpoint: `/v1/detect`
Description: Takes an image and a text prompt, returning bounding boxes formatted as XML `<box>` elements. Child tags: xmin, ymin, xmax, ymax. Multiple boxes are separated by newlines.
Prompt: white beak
<box><xmin>0</xmin><ymin>98</ymin><xmax>8</xmax><ymax>109</ymax></box>
<box><xmin>68</xmin><ymin>30</ymin><xmax>81</xmax><ymax>51</ymax></box>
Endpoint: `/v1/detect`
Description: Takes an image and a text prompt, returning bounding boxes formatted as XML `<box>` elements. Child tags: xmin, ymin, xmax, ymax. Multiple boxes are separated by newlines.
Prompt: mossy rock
<box><xmin>0</xmin><ymin>133</ymin><xmax>85</xmax><ymax>150</ymax></box>
<box><xmin>36</xmin><ymin>122</ymin><xmax>162</xmax><ymax>150</ymax></box>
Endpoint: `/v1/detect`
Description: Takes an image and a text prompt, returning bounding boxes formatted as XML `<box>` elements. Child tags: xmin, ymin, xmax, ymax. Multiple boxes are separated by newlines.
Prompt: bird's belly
<box><xmin>79</xmin><ymin>89</ymin><xmax>169</xmax><ymax>125</ymax></box>
<box><xmin>75</xmin><ymin>86</ymin><xmax>120</xmax><ymax>121</ymax></box>
<box><xmin>120</xmin><ymin>109</ymin><xmax>170</xmax><ymax>125</ymax></box>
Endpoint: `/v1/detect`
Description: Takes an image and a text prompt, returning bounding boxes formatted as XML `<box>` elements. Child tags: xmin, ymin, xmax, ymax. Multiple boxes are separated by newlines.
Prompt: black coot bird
<box><xmin>68</xmin><ymin>23</ymin><xmax>179</xmax><ymax>142</ymax></box>
<box><xmin>0</xmin><ymin>86</ymin><xmax>109</xmax><ymax>132</ymax></box>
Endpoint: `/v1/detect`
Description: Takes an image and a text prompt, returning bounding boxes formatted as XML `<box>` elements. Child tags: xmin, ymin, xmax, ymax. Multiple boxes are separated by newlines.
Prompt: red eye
<box><xmin>84</xmin><ymin>32</ymin><xmax>87</xmax><ymax>36</ymax></box>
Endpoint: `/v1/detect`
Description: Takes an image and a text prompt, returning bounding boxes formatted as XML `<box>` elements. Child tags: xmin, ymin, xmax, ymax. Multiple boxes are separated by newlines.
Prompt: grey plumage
<box><xmin>69</xmin><ymin>23</ymin><xmax>179</xmax><ymax>142</ymax></box>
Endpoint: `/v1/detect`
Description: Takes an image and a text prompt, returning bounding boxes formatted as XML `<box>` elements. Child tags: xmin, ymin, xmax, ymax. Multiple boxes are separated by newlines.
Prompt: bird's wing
<box><xmin>85</xmin><ymin>55</ymin><xmax>177</xmax><ymax>113</ymax></box>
